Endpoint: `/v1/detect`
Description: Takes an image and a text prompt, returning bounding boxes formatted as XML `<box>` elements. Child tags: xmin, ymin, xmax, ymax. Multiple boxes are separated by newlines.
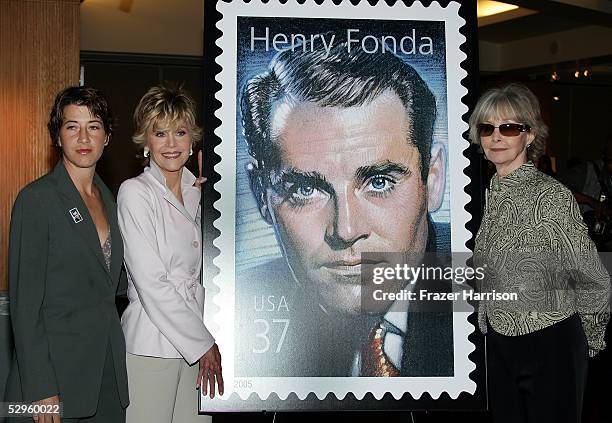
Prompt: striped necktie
<box><xmin>360</xmin><ymin>319</ymin><xmax>402</xmax><ymax>377</ymax></box>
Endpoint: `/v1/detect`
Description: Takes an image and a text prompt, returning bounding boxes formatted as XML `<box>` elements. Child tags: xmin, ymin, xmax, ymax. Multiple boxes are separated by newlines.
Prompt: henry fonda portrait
<box><xmin>234</xmin><ymin>30</ymin><xmax>454</xmax><ymax>378</ymax></box>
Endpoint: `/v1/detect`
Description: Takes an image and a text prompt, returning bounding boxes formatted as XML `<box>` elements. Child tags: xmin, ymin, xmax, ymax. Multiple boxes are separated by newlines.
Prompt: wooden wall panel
<box><xmin>0</xmin><ymin>0</ymin><xmax>80</xmax><ymax>292</ymax></box>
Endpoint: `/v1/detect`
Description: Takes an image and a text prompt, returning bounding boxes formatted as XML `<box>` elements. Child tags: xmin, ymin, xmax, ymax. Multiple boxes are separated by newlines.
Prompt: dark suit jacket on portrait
<box><xmin>5</xmin><ymin>162</ymin><xmax>129</xmax><ymax>418</ymax></box>
<box><xmin>235</xmin><ymin>220</ymin><xmax>454</xmax><ymax>377</ymax></box>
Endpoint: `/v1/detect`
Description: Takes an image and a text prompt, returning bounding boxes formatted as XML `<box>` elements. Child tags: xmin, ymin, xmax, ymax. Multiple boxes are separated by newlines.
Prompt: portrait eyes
<box><xmin>284</xmin><ymin>183</ymin><xmax>328</xmax><ymax>208</ymax></box>
<box><xmin>366</xmin><ymin>175</ymin><xmax>397</xmax><ymax>197</ymax></box>
<box><xmin>277</xmin><ymin>173</ymin><xmax>399</xmax><ymax>210</ymax></box>
<box><xmin>296</xmin><ymin>185</ymin><xmax>314</xmax><ymax>197</ymax></box>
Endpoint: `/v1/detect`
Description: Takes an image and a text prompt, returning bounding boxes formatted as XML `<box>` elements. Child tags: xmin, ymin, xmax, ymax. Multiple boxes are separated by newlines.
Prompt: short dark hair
<box><xmin>47</xmin><ymin>86</ymin><xmax>114</xmax><ymax>150</ymax></box>
<box><xmin>241</xmin><ymin>36</ymin><xmax>437</xmax><ymax>182</ymax></box>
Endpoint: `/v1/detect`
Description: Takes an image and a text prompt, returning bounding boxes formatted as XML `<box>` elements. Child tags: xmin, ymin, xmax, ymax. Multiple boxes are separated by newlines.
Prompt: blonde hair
<box><xmin>468</xmin><ymin>83</ymin><xmax>548</xmax><ymax>162</ymax></box>
<box><xmin>132</xmin><ymin>84</ymin><xmax>202</xmax><ymax>150</ymax></box>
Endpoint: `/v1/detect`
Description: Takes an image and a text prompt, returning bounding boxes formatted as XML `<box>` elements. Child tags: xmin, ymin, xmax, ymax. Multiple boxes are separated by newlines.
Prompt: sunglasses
<box><xmin>477</xmin><ymin>123</ymin><xmax>531</xmax><ymax>137</ymax></box>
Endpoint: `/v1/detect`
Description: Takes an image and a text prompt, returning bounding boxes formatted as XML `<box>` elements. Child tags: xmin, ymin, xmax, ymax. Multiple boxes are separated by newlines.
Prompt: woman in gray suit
<box><xmin>6</xmin><ymin>86</ymin><xmax>129</xmax><ymax>422</ymax></box>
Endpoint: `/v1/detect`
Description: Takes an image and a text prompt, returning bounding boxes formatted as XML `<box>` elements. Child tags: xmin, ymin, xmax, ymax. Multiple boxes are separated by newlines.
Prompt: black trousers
<box><xmin>487</xmin><ymin>314</ymin><xmax>588</xmax><ymax>423</ymax></box>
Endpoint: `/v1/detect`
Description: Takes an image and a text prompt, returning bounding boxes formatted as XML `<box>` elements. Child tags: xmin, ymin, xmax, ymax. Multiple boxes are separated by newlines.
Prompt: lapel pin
<box><xmin>69</xmin><ymin>207</ymin><xmax>83</xmax><ymax>223</ymax></box>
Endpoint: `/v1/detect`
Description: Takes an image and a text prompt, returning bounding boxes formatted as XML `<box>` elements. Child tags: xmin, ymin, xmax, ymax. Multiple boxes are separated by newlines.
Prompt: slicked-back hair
<box><xmin>469</xmin><ymin>83</ymin><xmax>548</xmax><ymax>162</ymax></box>
<box><xmin>241</xmin><ymin>37</ymin><xmax>437</xmax><ymax>182</ymax></box>
<box><xmin>47</xmin><ymin>86</ymin><xmax>114</xmax><ymax>151</ymax></box>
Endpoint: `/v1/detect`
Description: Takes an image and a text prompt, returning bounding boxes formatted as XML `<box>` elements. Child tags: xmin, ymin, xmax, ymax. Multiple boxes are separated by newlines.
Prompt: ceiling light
<box><xmin>477</xmin><ymin>1</ymin><xmax>519</xmax><ymax>18</ymax></box>
<box><xmin>553</xmin><ymin>96</ymin><xmax>560</xmax><ymax>101</ymax></box>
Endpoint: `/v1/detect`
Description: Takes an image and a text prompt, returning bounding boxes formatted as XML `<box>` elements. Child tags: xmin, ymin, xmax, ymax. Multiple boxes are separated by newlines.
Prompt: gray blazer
<box><xmin>5</xmin><ymin>161</ymin><xmax>129</xmax><ymax>418</ymax></box>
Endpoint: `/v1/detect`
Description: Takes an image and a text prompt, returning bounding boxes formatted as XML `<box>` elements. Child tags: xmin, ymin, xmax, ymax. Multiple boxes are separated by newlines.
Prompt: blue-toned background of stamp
<box><xmin>234</xmin><ymin>16</ymin><xmax>450</xmax><ymax>272</ymax></box>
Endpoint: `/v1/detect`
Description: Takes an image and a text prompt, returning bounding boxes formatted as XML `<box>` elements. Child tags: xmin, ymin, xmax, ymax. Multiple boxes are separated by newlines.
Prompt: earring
<box><xmin>144</xmin><ymin>148</ymin><xmax>149</xmax><ymax>158</ymax></box>
<box><xmin>527</xmin><ymin>144</ymin><xmax>532</xmax><ymax>149</ymax></box>
<box><xmin>189</xmin><ymin>147</ymin><xmax>193</xmax><ymax>156</ymax></box>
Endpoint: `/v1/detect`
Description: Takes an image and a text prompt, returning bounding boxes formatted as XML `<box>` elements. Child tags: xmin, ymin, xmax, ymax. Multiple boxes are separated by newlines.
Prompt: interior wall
<box><xmin>478</xmin><ymin>40</ymin><xmax>502</xmax><ymax>72</ymax></box>
<box><xmin>479</xmin><ymin>76</ymin><xmax>612</xmax><ymax>179</ymax></box>
<box><xmin>80</xmin><ymin>0</ymin><xmax>204</xmax><ymax>56</ymax></box>
<box><xmin>80</xmin><ymin>54</ymin><xmax>204</xmax><ymax>196</ymax></box>
<box><xmin>562</xmin><ymin>84</ymin><xmax>612</xmax><ymax>162</ymax></box>
<box><xmin>500</xmin><ymin>26</ymin><xmax>612</xmax><ymax>71</ymax></box>
<box><xmin>0</xmin><ymin>0</ymin><xmax>81</xmax><ymax>292</ymax></box>
<box><xmin>517</xmin><ymin>82</ymin><xmax>612</xmax><ymax>176</ymax></box>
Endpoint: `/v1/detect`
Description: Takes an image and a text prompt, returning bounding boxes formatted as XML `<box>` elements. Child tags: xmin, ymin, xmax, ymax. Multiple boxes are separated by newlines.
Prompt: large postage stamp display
<box><xmin>202</xmin><ymin>0</ymin><xmax>475</xmax><ymax>411</ymax></box>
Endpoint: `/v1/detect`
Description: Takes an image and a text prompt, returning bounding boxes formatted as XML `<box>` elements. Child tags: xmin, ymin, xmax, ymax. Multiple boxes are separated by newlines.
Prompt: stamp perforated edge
<box><xmin>208</xmin><ymin>0</ymin><xmax>476</xmax><ymax>402</ymax></box>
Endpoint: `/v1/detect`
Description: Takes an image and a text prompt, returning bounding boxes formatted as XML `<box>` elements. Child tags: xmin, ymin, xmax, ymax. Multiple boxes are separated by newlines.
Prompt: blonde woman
<box><xmin>117</xmin><ymin>85</ymin><xmax>223</xmax><ymax>423</ymax></box>
<box><xmin>471</xmin><ymin>83</ymin><xmax>609</xmax><ymax>423</ymax></box>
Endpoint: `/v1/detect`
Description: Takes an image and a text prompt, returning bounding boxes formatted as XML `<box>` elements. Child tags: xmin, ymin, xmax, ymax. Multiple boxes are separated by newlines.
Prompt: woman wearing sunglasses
<box><xmin>470</xmin><ymin>83</ymin><xmax>609</xmax><ymax>423</ymax></box>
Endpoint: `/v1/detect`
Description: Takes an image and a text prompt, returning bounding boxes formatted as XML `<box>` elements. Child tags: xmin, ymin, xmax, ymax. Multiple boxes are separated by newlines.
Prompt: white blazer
<box><xmin>117</xmin><ymin>161</ymin><xmax>214</xmax><ymax>364</ymax></box>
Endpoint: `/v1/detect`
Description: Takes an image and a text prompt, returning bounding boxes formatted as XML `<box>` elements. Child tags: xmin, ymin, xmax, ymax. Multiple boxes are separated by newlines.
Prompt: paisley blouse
<box><xmin>474</xmin><ymin>161</ymin><xmax>610</xmax><ymax>356</ymax></box>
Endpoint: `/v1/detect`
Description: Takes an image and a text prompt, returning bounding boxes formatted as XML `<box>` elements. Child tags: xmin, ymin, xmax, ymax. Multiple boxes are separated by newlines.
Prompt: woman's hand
<box><xmin>32</xmin><ymin>395</ymin><xmax>60</xmax><ymax>423</ymax></box>
<box><xmin>194</xmin><ymin>150</ymin><xmax>207</xmax><ymax>188</ymax></box>
<box><xmin>196</xmin><ymin>343</ymin><xmax>224</xmax><ymax>399</ymax></box>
